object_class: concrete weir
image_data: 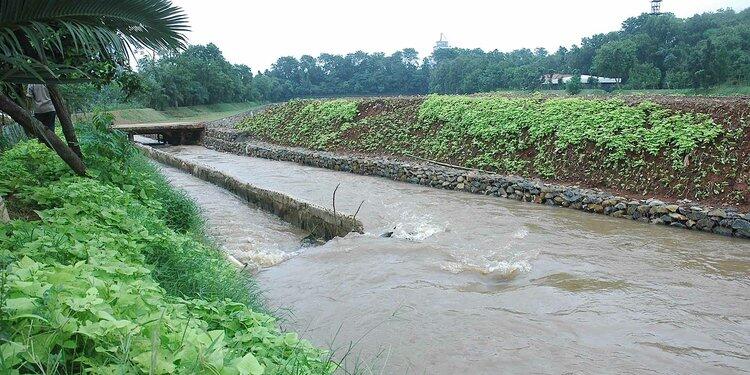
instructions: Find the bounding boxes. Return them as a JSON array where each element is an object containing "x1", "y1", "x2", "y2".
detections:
[{"x1": 135, "y1": 143, "x2": 363, "y2": 240}]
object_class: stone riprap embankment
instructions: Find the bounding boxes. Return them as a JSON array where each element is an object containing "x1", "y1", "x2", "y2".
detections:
[
  {"x1": 203, "y1": 126, "x2": 750, "y2": 239},
  {"x1": 136, "y1": 143, "x2": 363, "y2": 240}
]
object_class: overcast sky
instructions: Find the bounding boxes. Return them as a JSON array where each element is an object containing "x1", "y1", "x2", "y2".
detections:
[{"x1": 168, "y1": 0, "x2": 750, "y2": 72}]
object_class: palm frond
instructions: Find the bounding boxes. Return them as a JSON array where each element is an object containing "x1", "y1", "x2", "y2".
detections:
[{"x1": 0, "y1": 0, "x2": 189, "y2": 83}]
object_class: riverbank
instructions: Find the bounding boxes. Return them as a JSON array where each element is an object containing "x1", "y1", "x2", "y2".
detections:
[
  {"x1": 0, "y1": 117, "x2": 334, "y2": 373},
  {"x1": 204, "y1": 131, "x2": 750, "y2": 238},
  {"x1": 199, "y1": 94, "x2": 750, "y2": 239}
]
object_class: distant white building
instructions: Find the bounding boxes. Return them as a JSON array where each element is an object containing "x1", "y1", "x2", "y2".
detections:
[
  {"x1": 542, "y1": 73, "x2": 622, "y2": 87},
  {"x1": 434, "y1": 33, "x2": 450, "y2": 51}
]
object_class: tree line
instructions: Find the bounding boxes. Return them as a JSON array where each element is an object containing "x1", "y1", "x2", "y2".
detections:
[
  {"x1": 429, "y1": 7, "x2": 750, "y2": 93},
  {"x1": 72, "y1": 7, "x2": 750, "y2": 110}
]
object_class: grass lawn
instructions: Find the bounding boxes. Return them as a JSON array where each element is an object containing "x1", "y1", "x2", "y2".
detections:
[{"x1": 80, "y1": 102, "x2": 264, "y2": 125}]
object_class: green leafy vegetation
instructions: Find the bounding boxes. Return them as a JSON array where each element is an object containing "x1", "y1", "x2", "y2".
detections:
[
  {"x1": 236, "y1": 95, "x2": 748, "y2": 206},
  {"x1": 242, "y1": 99, "x2": 358, "y2": 150},
  {"x1": 0, "y1": 119, "x2": 333, "y2": 374},
  {"x1": 137, "y1": 44, "x2": 258, "y2": 110},
  {"x1": 419, "y1": 95, "x2": 722, "y2": 168}
]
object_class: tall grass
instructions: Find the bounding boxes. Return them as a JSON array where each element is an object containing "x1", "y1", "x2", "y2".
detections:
[{"x1": 93, "y1": 102, "x2": 263, "y2": 124}]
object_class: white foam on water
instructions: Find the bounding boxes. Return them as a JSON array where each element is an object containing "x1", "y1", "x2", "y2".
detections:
[
  {"x1": 232, "y1": 247, "x2": 303, "y2": 268},
  {"x1": 440, "y1": 259, "x2": 531, "y2": 280},
  {"x1": 513, "y1": 228, "x2": 529, "y2": 239},
  {"x1": 389, "y1": 211, "x2": 447, "y2": 241},
  {"x1": 227, "y1": 236, "x2": 305, "y2": 268},
  {"x1": 440, "y1": 226, "x2": 538, "y2": 279},
  {"x1": 393, "y1": 221, "x2": 445, "y2": 241}
]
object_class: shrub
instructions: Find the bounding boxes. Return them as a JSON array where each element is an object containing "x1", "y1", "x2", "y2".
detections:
[
  {"x1": 628, "y1": 63, "x2": 662, "y2": 89},
  {"x1": 0, "y1": 178, "x2": 332, "y2": 373},
  {"x1": 0, "y1": 123, "x2": 334, "y2": 373},
  {"x1": 0, "y1": 141, "x2": 69, "y2": 196},
  {"x1": 78, "y1": 112, "x2": 203, "y2": 234},
  {"x1": 235, "y1": 94, "x2": 745, "y2": 205},
  {"x1": 565, "y1": 75, "x2": 582, "y2": 95},
  {"x1": 240, "y1": 99, "x2": 357, "y2": 150}
]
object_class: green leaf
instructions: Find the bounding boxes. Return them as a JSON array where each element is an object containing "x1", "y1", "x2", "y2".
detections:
[
  {"x1": 234, "y1": 352, "x2": 265, "y2": 375},
  {"x1": 3, "y1": 297, "x2": 37, "y2": 313}
]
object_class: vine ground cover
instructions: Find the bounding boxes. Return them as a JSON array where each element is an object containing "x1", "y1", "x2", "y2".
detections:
[
  {"x1": 237, "y1": 95, "x2": 749, "y2": 208},
  {"x1": 0, "y1": 117, "x2": 334, "y2": 374}
]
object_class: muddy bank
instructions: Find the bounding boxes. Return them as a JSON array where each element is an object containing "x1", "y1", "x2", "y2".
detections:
[
  {"x1": 136, "y1": 143, "x2": 363, "y2": 240},
  {"x1": 203, "y1": 126, "x2": 750, "y2": 239}
]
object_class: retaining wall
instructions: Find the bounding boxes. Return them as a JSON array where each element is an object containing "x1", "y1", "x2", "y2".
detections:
[
  {"x1": 203, "y1": 127, "x2": 750, "y2": 239},
  {"x1": 136, "y1": 143, "x2": 364, "y2": 240}
]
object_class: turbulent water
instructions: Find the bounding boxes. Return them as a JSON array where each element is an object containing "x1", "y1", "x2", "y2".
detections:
[
  {"x1": 157, "y1": 164, "x2": 305, "y2": 267},
  {"x1": 157, "y1": 145, "x2": 750, "y2": 374}
]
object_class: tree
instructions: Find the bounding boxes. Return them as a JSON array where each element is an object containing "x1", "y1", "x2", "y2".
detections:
[
  {"x1": 119, "y1": 6, "x2": 750, "y2": 105},
  {"x1": 0, "y1": 0, "x2": 188, "y2": 175},
  {"x1": 566, "y1": 75, "x2": 582, "y2": 95},
  {"x1": 689, "y1": 39, "x2": 725, "y2": 88},
  {"x1": 592, "y1": 40, "x2": 637, "y2": 82},
  {"x1": 628, "y1": 63, "x2": 661, "y2": 89}
]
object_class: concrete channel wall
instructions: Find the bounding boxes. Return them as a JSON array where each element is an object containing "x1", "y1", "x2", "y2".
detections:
[
  {"x1": 203, "y1": 126, "x2": 750, "y2": 240},
  {"x1": 136, "y1": 143, "x2": 364, "y2": 240}
]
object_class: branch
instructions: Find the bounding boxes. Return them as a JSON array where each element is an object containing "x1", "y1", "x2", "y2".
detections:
[
  {"x1": 48, "y1": 84, "x2": 83, "y2": 158},
  {"x1": 353, "y1": 200, "x2": 365, "y2": 221},
  {"x1": 332, "y1": 183, "x2": 340, "y2": 217},
  {"x1": 0, "y1": 91, "x2": 86, "y2": 176}
]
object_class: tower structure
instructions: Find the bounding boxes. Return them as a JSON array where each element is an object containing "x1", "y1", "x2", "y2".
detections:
[
  {"x1": 434, "y1": 33, "x2": 450, "y2": 51},
  {"x1": 651, "y1": 0, "x2": 663, "y2": 15}
]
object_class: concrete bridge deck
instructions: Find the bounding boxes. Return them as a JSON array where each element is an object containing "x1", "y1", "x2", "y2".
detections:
[{"x1": 113, "y1": 122, "x2": 204, "y2": 145}]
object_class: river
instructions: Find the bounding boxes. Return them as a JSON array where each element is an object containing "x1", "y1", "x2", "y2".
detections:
[{"x1": 156, "y1": 145, "x2": 750, "y2": 374}]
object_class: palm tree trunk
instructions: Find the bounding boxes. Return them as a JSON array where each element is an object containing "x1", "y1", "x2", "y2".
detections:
[
  {"x1": 0, "y1": 196, "x2": 9, "y2": 223},
  {"x1": 47, "y1": 84, "x2": 84, "y2": 159},
  {"x1": 0, "y1": 91, "x2": 87, "y2": 176}
]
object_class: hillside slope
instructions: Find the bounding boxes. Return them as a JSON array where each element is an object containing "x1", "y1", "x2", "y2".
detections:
[{"x1": 235, "y1": 94, "x2": 750, "y2": 209}]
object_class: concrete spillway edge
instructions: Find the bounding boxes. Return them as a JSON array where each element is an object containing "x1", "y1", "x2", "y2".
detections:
[{"x1": 135, "y1": 143, "x2": 364, "y2": 241}]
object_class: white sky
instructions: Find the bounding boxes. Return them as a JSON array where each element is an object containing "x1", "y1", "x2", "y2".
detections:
[{"x1": 169, "y1": 0, "x2": 750, "y2": 72}]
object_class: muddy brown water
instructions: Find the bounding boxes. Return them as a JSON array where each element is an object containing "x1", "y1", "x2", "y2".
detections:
[{"x1": 156, "y1": 145, "x2": 750, "y2": 374}]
